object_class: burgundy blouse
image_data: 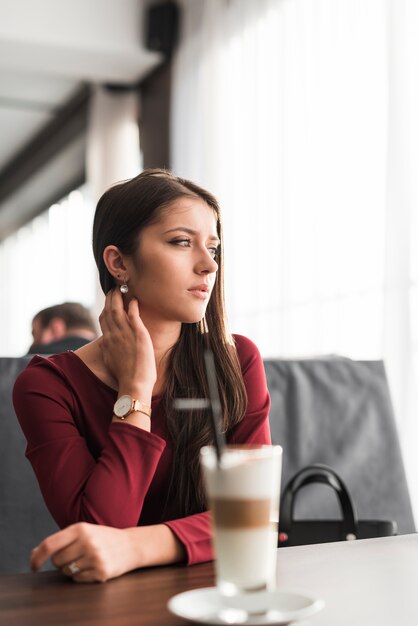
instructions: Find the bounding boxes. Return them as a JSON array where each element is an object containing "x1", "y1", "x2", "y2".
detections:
[{"x1": 13, "y1": 334, "x2": 271, "y2": 565}]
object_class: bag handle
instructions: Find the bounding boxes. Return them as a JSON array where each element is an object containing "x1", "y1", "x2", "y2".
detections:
[{"x1": 280, "y1": 464, "x2": 359, "y2": 540}]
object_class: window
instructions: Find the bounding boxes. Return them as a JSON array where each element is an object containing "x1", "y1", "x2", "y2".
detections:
[{"x1": 0, "y1": 185, "x2": 97, "y2": 355}]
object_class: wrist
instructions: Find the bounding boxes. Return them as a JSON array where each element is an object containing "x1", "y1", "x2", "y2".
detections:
[
  {"x1": 117, "y1": 382, "x2": 154, "y2": 404},
  {"x1": 126, "y1": 525, "x2": 186, "y2": 569},
  {"x1": 113, "y1": 394, "x2": 152, "y2": 431}
]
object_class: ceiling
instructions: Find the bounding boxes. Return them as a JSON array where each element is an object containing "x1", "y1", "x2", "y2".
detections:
[
  {"x1": 0, "y1": 0, "x2": 163, "y2": 240},
  {"x1": 0, "y1": 71, "x2": 78, "y2": 172}
]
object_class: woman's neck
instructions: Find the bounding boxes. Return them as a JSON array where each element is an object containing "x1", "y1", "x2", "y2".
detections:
[{"x1": 141, "y1": 316, "x2": 181, "y2": 395}]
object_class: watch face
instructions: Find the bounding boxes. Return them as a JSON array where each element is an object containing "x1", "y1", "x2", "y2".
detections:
[{"x1": 114, "y1": 395, "x2": 133, "y2": 417}]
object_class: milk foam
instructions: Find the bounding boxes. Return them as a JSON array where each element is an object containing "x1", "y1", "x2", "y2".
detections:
[{"x1": 201, "y1": 446, "x2": 282, "y2": 499}]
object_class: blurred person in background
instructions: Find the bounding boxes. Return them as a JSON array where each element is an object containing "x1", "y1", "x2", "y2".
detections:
[{"x1": 27, "y1": 302, "x2": 97, "y2": 355}]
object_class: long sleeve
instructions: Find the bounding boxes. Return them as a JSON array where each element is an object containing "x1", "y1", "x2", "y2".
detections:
[
  {"x1": 165, "y1": 334, "x2": 272, "y2": 564},
  {"x1": 13, "y1": 336, "x2": 272, "y2": 567},
  {"x1": 13, "y1": 357, "x2": 166, "y2": 529}
]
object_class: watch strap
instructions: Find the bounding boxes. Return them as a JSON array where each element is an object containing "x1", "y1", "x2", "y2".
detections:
[{"x1": 131, "y1": 399, "x2": 152, "y2": 418}]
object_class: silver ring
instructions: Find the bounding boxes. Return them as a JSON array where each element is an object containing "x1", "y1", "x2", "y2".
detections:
[{"x1": 68, "y1": 561, "x2": 81, "y2": 575}]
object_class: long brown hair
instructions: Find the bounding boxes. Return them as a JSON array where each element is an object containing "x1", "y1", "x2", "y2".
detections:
[{"x1": 93, "y1": 169, "x2": 247, "y2": 518}]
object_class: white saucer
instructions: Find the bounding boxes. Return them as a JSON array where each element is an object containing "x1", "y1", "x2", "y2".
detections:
[{"x1": 167, "y1": 587, "x2": 325, "y2": 625}]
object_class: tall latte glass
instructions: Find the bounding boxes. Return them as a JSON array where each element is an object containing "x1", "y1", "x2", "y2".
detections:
[{"x1": 200, "y1": 445, "x2": 282, "y2": 596}]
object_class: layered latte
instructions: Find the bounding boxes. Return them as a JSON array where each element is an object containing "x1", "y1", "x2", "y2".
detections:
[{"x1": 201, "y1": 445, "x2": 282, "y2": 595}]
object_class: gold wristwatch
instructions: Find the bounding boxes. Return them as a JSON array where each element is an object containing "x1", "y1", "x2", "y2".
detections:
[{"x1": 113, "y1": 395, "x2": 152, "y2": 419}]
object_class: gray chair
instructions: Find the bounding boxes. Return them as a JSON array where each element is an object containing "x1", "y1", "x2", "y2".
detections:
[
  {"x1": 265, "y1": 357, "x2": 415, "y2": 535},
  {"x1": 0, "y1": 357, "x2": 58, "y2": 574}
]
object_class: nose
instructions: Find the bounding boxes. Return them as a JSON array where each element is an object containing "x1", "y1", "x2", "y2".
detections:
[{"x1": 195, "y1": 248, "x2": 218, "y2": 275}]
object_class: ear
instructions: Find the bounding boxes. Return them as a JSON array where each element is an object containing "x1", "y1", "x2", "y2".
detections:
[
  {"x1": 44, "y1": 318, "x2": 67, "y2": 342},
  {"x1": 103, "y1": 245, "x2": 130, "y2": 284}
]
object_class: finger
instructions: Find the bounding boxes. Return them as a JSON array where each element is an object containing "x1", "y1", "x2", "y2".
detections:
[
  {"x1": 60, "y1": 555, "x2": 91, "y2": 578},
  {"x1": 71, "y1": 568, "x2": 106, "y2": 584},
  {"x1": 111, "y1": 287, "x2": 126, "y2": 311},
  {"x1": 104, "y1": 288, "x2": 113, "y2": 310},
  {"x1": 108, "y1": 288, "x2": 127, "y2": 328},
  {"x1": 101, "y1": 289, "x2": 125, "y2": 333},
  {"x1": 104, "y1": 289, "x2": 116, "y2": 318},
  {"x1": 51, "y1": 542, "x2": 86, "y2": 569},
  {"x1": 98, "y1": 308, "x2": 109, "y2": 335},
  {"x1": 31, "y1": 526, "x2": 80, "y2": 572},
  {"x1": 99, "y1": 291, "x2": 113, "y2": 334},
  {"x1": 127, "y1": 300, "x2": 151, "y2": 340},
  {"x1": 127, "y1": 297, "x2": 142, "y2": 327}
]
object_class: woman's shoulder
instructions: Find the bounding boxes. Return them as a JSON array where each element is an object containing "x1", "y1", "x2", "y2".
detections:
[
  {"x1": 14, "y1": 349, "x2": 115, "y2": 399},
  {"x1": 12, "y1": 353, "x2": 85, "y2": 423},
  {"x1": 231, "y1": 334, "x2": 263, "y2": 371},
  {"x1": 16, "y1": 351, "x2": 79, "y2": 379},
  {"x1": 13, "y1": 351, "x2": 91, "y2": 398}
]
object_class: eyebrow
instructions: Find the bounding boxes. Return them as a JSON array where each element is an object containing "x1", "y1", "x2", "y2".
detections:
[{"x1": 163, "y1": 227, "x2": 220, "y2": 242}]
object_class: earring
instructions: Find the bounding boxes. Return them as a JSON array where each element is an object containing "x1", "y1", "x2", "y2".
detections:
[{"x1": 120, "y1": 281, "x2": 129, "y2": 294}]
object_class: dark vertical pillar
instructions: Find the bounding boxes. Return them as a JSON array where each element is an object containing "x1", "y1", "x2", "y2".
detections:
[{"x1": 139, "y1": 62, "x2": 171, "y2": 170}]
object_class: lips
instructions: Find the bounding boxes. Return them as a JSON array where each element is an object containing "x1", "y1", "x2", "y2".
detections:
[
  {"x1": 187, "y1": 284, "x2": 210, "y2": 299},
  {"x1": 188, "y1": 284, "x2": 209, "y2": 293}
]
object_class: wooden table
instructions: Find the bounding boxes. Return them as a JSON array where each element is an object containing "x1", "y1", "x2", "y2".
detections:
[
  {"x1": 0, "y1": 558, "x2": 213, "y2": 626},
  {"x1": 1, "y1": 534, "x2": 418, "y2": 625}
]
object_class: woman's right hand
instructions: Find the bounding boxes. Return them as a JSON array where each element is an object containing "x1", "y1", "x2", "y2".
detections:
[
  {"x1": 31, "y1": 523, "x2": 137, "y2": 583},
  {"x1": 31, "y1": 521, "x2": 186, "y2": 583},
  {"x1": 99, "y1": 289, "x2": 157, "y2": 399}
]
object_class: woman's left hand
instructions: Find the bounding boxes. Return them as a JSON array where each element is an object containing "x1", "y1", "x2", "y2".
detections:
[
  {"x1": 99, "y1": 289, "x2": 157, "y2": 399},
  {"x1": 31, "y1": 522, "x2": 139, "y2": 583}
]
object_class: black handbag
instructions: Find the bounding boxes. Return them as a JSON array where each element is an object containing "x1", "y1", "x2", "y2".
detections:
[{"x1": 278, "y1": 464, "x2": 397, "y2": 547}]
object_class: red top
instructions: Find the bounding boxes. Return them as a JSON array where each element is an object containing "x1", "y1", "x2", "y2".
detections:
[{"x1": 13, "y1": 334, "x2": 271, "y2": 565}]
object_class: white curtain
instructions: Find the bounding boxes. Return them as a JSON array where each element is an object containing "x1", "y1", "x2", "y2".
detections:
[
  {"x1": 171, "y1": 0, "x2": 418, "y2": 517},
  {"x1": 384, "y1": 0, "x2": 418, "y2": 519},
  {"x1": 0, "y1": 186, "x2": 97, "y2": 355}
]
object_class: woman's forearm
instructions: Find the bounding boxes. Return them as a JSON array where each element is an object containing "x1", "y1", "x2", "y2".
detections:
[{"x1": 125, "y1": 524, "x2": 187, "y2": 568}]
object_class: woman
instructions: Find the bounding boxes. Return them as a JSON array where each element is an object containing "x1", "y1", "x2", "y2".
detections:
[{"x1": 13, "y1": 169, "x2": 271, "y2": 583}]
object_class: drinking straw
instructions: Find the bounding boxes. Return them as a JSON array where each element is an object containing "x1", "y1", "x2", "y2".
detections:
[
  {"x1": 172, "y1": 398, "x2": 210, "y2": 410},
  {"x1": 203, "y1": 349, "x2": 226, "y2": 464}
]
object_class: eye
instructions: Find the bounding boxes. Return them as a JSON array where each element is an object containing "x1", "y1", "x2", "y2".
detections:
[
  {"x1": 208, "y1": 245, "x2": 221, "y2": 258},
  {"x1": 169, "y1": 238, "x2": 191, "y2": 248}
]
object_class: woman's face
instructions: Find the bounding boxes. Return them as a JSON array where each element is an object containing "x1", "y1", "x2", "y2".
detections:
[{"x1": 125, "y1": 196, "x2": 220, "y2": 325}]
